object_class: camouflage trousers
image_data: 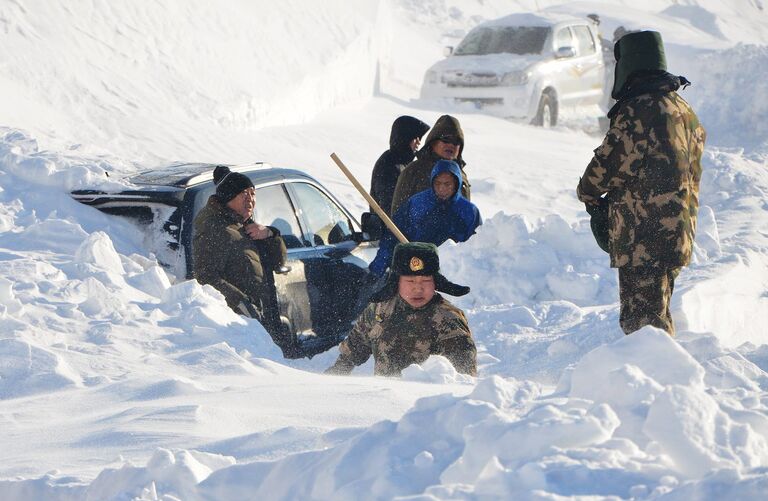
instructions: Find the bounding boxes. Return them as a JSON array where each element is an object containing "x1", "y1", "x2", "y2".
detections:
[{"x1": 618, "y1": 266, "x2": 680, "y2": 336}]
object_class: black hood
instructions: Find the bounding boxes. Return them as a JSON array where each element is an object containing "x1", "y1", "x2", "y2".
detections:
[
  {"x1": 390, "y1": 116, "x2": 430, "y2": 154},
  {"x1": 418, "y1": 115, "x2": 466, "y2": 167}
]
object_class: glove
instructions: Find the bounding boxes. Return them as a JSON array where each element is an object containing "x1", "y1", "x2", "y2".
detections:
[
  {"x1": 355, "y1": 272, "x2": 387, "y2": 298},
  {"x1": 585, "y1": 198, "x2": 610, "y2": 254}
]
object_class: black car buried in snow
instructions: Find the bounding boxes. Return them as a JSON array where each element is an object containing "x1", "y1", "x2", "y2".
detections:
[{"x1": 71, "y1": 162, "x2": 380, "y2": 357}]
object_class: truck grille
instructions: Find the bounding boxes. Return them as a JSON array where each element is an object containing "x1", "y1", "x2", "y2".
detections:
[
  {"x1": 445, "y1": 72, "x2": 500, "y2": 87},
  {"x1": 455, "y1": 97, "x2": 504, "y2": 106}
]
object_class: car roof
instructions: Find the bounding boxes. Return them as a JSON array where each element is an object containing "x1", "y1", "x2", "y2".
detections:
[
  {"x1": 128, "y1": 162, "x2": 314, "y2": 189},
  {"x1": 478, "y1": 12, "x2": 589, "y2": 29}
]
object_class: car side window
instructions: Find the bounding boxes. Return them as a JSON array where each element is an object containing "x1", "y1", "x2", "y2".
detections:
[
  {"x1": 289, "y1": 182, "x2": 354, "y2": 246},
  {"x1": 252, "y1": 184, "x2": 306, "y2": 249},
  {"x1": 193, "y1": 185, "x2": 216, "y2": 223},
  {"x1": 554, "y1": 27, "x2": 573, "y2": 49},
  {"x1": 572, "y1": 26, "x2": 596, "y2": 56}
]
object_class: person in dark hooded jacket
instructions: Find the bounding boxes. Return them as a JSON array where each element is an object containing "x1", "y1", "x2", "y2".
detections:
[
  {"x1": 390, "y1": 115, "x2": 470, "y2": 214},
  {"x1": 370, "y1": 116, "x2": 430, "y2": 217},
  {"x1": 369, "y1": 159, "x2": 482, "y2": 276}
]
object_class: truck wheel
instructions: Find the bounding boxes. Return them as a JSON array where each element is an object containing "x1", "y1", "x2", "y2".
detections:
[{"x1": 532, "y1": 92, "x2": 557, "y2": 127}]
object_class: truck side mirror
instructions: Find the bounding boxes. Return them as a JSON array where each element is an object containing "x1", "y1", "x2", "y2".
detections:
[
  {"x1": 555, "y1": 46, "x2": 576, "y2": 59},
  {"x1": 444, "y1": 46, "x2": 454, "y2": 57}
]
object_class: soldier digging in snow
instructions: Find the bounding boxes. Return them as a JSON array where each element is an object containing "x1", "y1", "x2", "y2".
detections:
[
  {"x1": 326, "y1": 242, "x2": 477, "y2": 377},
  {"x1": 577, "y1": 31, "x2": 706, "y2": 336}
]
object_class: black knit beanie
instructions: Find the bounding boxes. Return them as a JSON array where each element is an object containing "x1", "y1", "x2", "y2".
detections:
[{"x1": 213, "y1": 165, "x2": 254, "y2": 204}]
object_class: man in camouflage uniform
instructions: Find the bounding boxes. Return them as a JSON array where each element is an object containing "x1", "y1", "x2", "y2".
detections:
[
  {"x1": 326, "y1": 242, "x2": 477, "y2": 376},
  {"x1": 577, "y1": 31, "x2": 706, "y2": 336}
]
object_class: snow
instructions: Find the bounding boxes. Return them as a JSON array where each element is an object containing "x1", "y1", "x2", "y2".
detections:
[{"x1": 0, "y1": 0, "x2": 767, "y2": 500}]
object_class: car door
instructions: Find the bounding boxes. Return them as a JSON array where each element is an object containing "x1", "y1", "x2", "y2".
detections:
[
  {"x1": 551, "y1": 26, "x2": 579, "y2": 102},
  {"x1": 285, "y1": 180, "x2": 374, "y2": 345},
  {"x1": 570, "y1": 24, "x2": 603, "y2": 103},
  {"x1": 250, "y1": 182, "x2": 315, "y2": 336}
]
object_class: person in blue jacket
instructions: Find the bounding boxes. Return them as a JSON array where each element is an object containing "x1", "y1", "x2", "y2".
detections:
[{"x1": 369, "y1": 159, "x2": 482, "y2": 277}]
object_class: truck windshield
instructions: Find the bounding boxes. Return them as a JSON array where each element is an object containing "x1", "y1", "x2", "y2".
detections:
[{"x1": 455, "y1": 26, "x2": 550, "y2": 56}]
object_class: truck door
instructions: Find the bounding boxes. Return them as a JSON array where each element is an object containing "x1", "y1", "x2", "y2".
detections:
[
  {"x1": 552, "y1": 26, "x2": 579, "y2": 103},
  {"x1": 571, "y1": 24, "x2": 603, "y2": 103}
]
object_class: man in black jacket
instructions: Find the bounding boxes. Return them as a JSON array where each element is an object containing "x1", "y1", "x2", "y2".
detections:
[
  {"x1": 193, "y1": 166, "x2": 295, "y2": 355},
  {"x1": 369, "y1": 115, "x2": 430, "y2": 217}
]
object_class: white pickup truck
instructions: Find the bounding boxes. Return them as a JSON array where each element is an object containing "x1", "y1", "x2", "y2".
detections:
[{"x1": 420, "y1": 13, "x2": 605, "y2": 127}]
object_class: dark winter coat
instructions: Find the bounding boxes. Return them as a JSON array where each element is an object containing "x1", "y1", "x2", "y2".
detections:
[
  {"x1": 390, "y1": 115, "x2": 471, "y2": 214},
  {"x1": 370, "y1": 116, "x2": 430, "y2": 217},
  {"x1": 370, "y1": 160, "x2": 482, "y2": 276},
  {"x1": 326, "y1": 293, "x2": 477, "y2": 377},
  {"x1": 192, "y1": 195, "x2": 286, "y2": 309}
]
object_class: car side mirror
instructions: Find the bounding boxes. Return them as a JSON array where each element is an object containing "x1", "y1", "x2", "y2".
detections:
[
  {"x1": 444, "y1": 46, "x2": 454, "y2": 57},
  {"x1": 555, "y1": 46, "x2": 576, "y2": 59},
  {"x1": 361, "y1": 212, "x2": 383, "y2": 241}
]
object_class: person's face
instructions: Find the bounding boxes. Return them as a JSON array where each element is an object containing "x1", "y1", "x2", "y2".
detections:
[
  {"x1": 432, "y1": 136, "x2": 460, "y2": 160},
  {"x1": 398, "y1": 275, "x2": 436, "y2": 308},
  {"x1": 226, "y1": 187, "x2": 256, "y2": 220},
  {"x1": 409, "y1": 136, "x2": 422, "y2": 152},
  {"x1": 433, "y1": 171, "x2": 458, "y2": 201}
]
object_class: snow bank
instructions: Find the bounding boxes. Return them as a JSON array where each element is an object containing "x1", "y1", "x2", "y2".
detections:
[
  {"x1": 401, "y1": 355, "x2": 475, "y2": 384},
  {"x1": 685, "y1": 44, "x2": 768, "y2": 150},
  {"x1": 86, "y1": 449, "x2": 235, "y2": 501},
  {"x1": 9, "y1": 328, "x2": 763, "y2": 500},
  {"x1": 1, "y1": 1, "x2": 767, "y2": 498},
  {"x1": 0, "y1": 1, "x2": 394, "y2": 161},
  {"x1": 0, "y1": 449, "x2": 236, "y2": 501},
  {"x1": 0, "y1": 128, "x2": 129, "y2": 191},
  {"x1": 441, "y1": 212, "x2": 615, "y2": 308},
  {"x1": 672, "y1": 149, "x2": 768, "y2": 347},
  {"x1": 676, "y1": 251, "x2": 768, "y2": 347},
  {"x1": 198, "y1": 329, "x2": 768, "y2": 499},
  {"x1": 0, "y1": 339, "x2": 81, "y2": 399}
]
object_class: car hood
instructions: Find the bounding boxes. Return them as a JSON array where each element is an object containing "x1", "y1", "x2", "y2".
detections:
[{"x1": 428, "y1": 53, "x2": 542, "y2": 76}]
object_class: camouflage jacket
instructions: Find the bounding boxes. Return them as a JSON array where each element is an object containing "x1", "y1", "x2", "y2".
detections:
[
  {"x1": 327, "y1": 294, "x2": 477, "y2": 377},
  {"x1": 577, "y1": 84, "x2": 706, "y2": 268}
]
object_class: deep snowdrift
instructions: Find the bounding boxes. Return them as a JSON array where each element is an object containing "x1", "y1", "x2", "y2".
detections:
[{"x1": 1, "y1": 1, "x2": 767, "y2": 500}]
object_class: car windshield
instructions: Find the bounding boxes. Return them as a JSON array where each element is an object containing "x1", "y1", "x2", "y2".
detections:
[{"x1": 454, "y1": 26, "x2": 550, "y2": 56}]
